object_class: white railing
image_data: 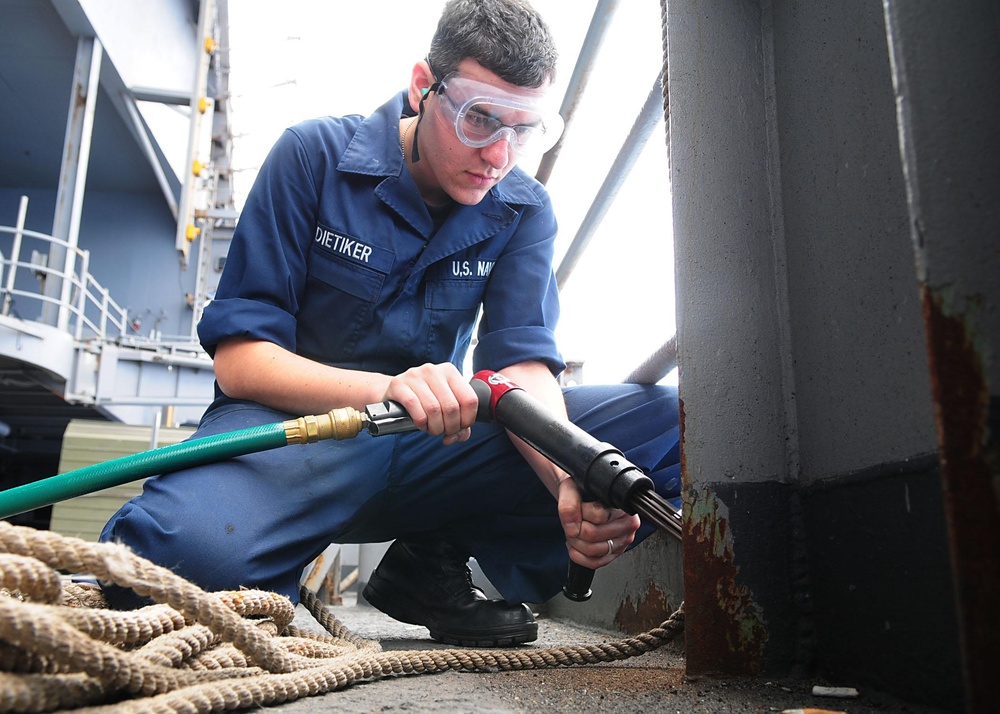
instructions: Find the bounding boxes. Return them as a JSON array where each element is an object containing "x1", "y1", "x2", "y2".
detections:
[
  {"x1": 0, "y1": 196, "x2": 207, "y2": 359},
  {"x1": 0, "y1": 197, "x2": 215, "y2": 424},
  {"x1": 1, "y1": 196, "x2": 129, "y2": 342}
]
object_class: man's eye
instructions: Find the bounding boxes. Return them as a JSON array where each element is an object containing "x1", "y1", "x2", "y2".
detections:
[
  {"x1": 466, "y1": 113, "x2": 499, "y2": 132},
  {"x1": 513, "y1": 125, "x2": 538, "y2": 140}
]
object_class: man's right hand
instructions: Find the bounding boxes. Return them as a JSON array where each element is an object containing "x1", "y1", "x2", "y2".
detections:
[
  {"x1": 382, "y1": 363, "x2": 480, "y2": 445},
  {"x1": 214, "y1": 339, "x2": 474, "y2": 438}
]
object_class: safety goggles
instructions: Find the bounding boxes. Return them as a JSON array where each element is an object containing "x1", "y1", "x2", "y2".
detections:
[{"x1": 433, "y1": 73, "x2": 564, "y2": 154}]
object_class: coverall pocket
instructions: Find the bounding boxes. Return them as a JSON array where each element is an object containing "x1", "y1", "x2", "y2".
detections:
[
  {"x1": 423, "y1": 279, "x2": 485, "y2": 363},
  {"x1": 302, "y1": 249, "x2": 387, "y2": 359}
]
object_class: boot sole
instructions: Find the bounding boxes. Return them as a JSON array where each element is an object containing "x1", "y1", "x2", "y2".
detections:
[{"x1": 363, "y1": 575, "x2": 538, "y2": 648}]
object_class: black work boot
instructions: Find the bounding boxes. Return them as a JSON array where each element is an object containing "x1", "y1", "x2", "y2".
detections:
[{"x1": 362, "y1": 539, "x2": 538, "y2": 647}]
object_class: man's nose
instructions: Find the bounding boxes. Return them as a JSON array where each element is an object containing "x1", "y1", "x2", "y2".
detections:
[{"x1": 481, "y1": 131, "x2": 516, "y2": 169}]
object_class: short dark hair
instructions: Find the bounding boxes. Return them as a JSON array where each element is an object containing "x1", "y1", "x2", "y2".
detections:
[{"x1": 427, "y1": 0, "x2": 558, "y2": 88}]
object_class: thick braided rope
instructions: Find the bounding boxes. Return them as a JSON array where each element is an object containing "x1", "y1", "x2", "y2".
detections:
[
  {"x1": 0, "y1": 523, "x2": 308, "y2": 675},
  {"x1": 0, "y1": 522, "x2": 684, "y2": 713}
]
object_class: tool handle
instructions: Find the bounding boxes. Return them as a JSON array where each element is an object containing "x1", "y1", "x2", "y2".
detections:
[
  {"x1": 368, "y1": 372, "x2": 657, "y2": 603},
  {"x1": 564, "y1": 491, "x2": 600, "y2": 602},
  {"x1": 473, "y1": 371, "x2": 640, "y2": 602},
  {"x1": 470, "y1": 371, "x2": 653, "y2": 509},
  {"x1": 365, "y1": 401, "x2": 417, "y2": 435},
  {"x1": 564, "y1": 562, "x2": 595, "y2": 601}
]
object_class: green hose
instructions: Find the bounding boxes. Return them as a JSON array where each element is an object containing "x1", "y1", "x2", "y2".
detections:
[{"x1": 0, "y1": 422, "x2": 291, "y2": 520}]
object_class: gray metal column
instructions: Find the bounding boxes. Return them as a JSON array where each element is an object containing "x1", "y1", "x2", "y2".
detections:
[
  {"x1": 45, "y1": 35, "x2": 103, "y2": 330},
  {"x1": 884, "y1": 1, "x2": 1000, "y2": 710},
  {"x1": 667, "y1": 0, "x2": 795, "y2": 677},
  {"x1": 666, "y1": 0, "x2": 958, "y2": 703}
]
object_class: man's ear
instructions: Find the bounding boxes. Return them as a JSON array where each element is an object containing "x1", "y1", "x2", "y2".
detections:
[{"x1": 407, "y1": 60, "x2": 435, "y2": 113}]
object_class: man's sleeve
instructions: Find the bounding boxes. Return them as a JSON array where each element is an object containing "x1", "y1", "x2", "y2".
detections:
[
  {"x1": 473, "y1": 192, "x2": 566, "y2": 376},
  {"x1": 197, "y1": 128, "x2": 319, "y2": 357}
]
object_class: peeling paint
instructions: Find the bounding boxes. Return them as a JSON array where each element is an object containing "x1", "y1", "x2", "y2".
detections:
[
  {"x1": 683, "y1": 487, "x2": 768, "y2": 675},
  {"x1": 615, "y1": 581, "x2": 674, "y2": 634}
]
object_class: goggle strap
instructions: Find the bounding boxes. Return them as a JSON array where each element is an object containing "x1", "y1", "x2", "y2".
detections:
[{"x1": 410, "y1": 81, "x2": 441, "y2": 164}]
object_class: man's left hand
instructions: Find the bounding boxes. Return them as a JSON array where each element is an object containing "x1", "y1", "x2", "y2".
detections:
[{"x1": 557, "y1": 478, "x2": 640, "y2": 568}]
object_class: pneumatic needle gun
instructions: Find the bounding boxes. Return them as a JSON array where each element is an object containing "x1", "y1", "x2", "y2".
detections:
[{"x1": 362, "y1": 370, "x2": 682, "y2": 600}]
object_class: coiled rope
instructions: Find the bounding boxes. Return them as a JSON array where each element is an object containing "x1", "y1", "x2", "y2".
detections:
[{"x1": 0, "y1": 522, "x2": 684, "y2": 713}]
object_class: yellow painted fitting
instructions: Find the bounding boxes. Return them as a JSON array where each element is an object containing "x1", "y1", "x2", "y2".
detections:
[
  {"x1": 198, "y1": 96, "x2": 210, "y2": 114},
  {"x1": 185, "y1": 224, "x2": 201, "y2": 242},
  {"x1": 192, "y1": 160, "x2": 204, "y2": 176},
  {"x1": 283, "y1": 407, "x2": 366, "y2": 445},
  {"x1": 204, "y1": 37, "x2": 218, "y2": 54}
]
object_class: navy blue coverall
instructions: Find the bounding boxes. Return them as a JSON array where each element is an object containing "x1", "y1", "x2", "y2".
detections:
[{"x1": 100, "y1": 91, "x2": 681, "y2": 606}]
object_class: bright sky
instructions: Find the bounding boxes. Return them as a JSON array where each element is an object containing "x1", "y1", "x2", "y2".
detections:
[{"x1": 227, "y1": 0, "x2": 675, "y2": 385}]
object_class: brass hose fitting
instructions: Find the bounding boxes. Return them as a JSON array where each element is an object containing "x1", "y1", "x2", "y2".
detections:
[{"x1": 283, "y1": 406, "x2": 368, "y2": 445}]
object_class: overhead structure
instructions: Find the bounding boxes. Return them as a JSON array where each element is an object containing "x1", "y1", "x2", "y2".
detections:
[{"x1": 0, "y1": 0, "x2": 234, "y2": 526}]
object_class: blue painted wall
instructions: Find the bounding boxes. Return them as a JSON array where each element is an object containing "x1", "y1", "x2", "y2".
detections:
[{"x1": 0, "y1": 188, "x2": 196, "y2": 340}]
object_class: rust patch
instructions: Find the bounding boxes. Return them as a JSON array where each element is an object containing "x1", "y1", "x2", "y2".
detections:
[
  {"x1": 923, "y1": 287, "x2": 992, "y2": 473},
  {"x1": 683, "y1": 487, "x2": 767, "y2": 676},
  {"x1": 614, "y1": 581, "x2": 674, "y2": 634},
  {"x1": 921, "y1": 286, "x2": 1000, "y2": 708}
]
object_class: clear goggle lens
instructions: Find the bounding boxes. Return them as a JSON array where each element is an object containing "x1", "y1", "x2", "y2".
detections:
[{"x1": 436, "y1": 73, "x2": 564, "y2": 154}]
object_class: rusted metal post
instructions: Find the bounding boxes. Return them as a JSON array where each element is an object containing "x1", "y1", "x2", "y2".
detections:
[{"x1": 884, "y1": 2, "x2": 1000, "y2": 711}]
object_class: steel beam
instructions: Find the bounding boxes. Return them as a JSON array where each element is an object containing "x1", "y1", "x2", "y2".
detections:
[
  {"x1": 121, "y1": 94, "x2": 180, "y2": 220},
  {"x1": 45, "y1": 35, "x2": 102, "y2": 331},
  {"x1": 535, "y1": 0, "x2": 621, "y2": 185},
  {"x1": 555, "y1": 75, "x2": 665, "y2": 289}
]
